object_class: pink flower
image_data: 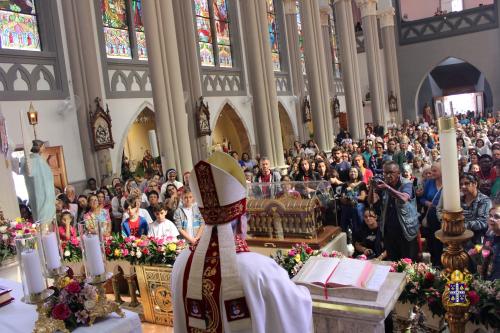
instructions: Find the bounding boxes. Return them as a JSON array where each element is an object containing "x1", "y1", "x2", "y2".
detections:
[
  {"x1": 124, "y1": 237, "x2": 131, "y2": 243},
  {"x1": 481, "y1": 249, "x2": 491, "y2": 258},
  {"x1": 52, "y1": 303, "x2": 71, "y2": 320},
  {"x1": 288, "y1": 249, "x2": 296, "y2": 256},
  {"x1": 357, "y1": 254, "x2": 367, "y2": 260},
  {"x1": 24, "y1": 228, "x2": 31, "y2": 234},
  {"x1": 402, "y1": 258, "x2": 413, "y2": 265},
  {"x1": 321, "y1": 252, "x2": 329, "y2": 257},
  {"x1": 122, "y1": 249, "x2": 129, "y2": 256},
  {"x1": 156, "y1": 238, "x2": 165, "y2": 246},
  {"x1": 70, "y1": 237, "x2": 79, "y2": 246},
  {"x1": 15, "y1": 224, "x2": 23, "y2": 230}
]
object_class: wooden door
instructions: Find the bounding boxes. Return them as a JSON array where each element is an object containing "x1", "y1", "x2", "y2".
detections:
[
  {"x1": 42, "y1": 146, "x2": 68, "y2": 192},
  {"x1": 339, "y1": 113, "x2": 348, "y2": 131}
]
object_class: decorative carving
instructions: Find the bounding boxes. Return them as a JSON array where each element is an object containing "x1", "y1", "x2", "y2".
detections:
[
  {"x1": 332, "y1": 95, "x2": 340, "y2": 118},
  {"x1": 202, "y1": 73, "x2": 243, "y2": 95},
  {"x1": 303, "y1": 96, "x2": 312, "y2": 123},
  {"x1": 388, "y1": 92, "x2": 398, "y2": 113},
  {"x1": 196, "y1": 97, "x2": 211, "y2": 137},
  {"x1": 89, "y1": 97, "x2": 115, "y2": 151}
]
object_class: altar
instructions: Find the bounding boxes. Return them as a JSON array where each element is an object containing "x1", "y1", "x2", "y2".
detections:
[
  {"x1": 0, "y1": 278, "x2": 142, "y2": 333},
  {"x1": 311, "y1": 272, "x2": 406, "y2": 333}
]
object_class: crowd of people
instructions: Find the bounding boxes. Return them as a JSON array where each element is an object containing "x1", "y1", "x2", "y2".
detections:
[{"x1": 17, "y1": 112, "x2": 500, "y2": 281}]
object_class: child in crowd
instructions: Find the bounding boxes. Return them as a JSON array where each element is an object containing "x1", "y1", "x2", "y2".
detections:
[
  {"x1": 174, "y1": 188, "x2": 205, "y2": 244},
  {"x1": 353, "y1": 208, "x2": 385, "y2": 260},
  {"x1": 122, "y1": 198, "x2": 149, "y2": 237},
  {"x1": 148, "y1": 204, "x2": 179, "y2": 239},
  {"x1": 58, "y1": 211, "x2": 76, "y2": 241}
]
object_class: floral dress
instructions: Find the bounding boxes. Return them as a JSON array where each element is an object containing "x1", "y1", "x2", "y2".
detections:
[{"x1": 83, "y1": 209, "x2": 111, "y2": 235}]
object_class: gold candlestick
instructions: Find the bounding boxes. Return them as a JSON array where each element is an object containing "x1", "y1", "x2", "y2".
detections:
[
  {"x1": 436, "y1": 211, "x2": 474, "y2": 333},
  {"x1": 87, "y1": 272, "x2": 125, "y2": 325}
]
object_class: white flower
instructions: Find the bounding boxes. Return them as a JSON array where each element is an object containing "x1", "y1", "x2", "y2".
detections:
[
  {"x1": 136, "y1": 250, "x2": 142, "y2": 258},
  {"x1": 130, "y1": 251, "x2": 135, "y2": 257},
  {"x1": 84, "y1": 300, "x2": 96, "y2": 310},
  {"x1": 2, "y1": 234, "x2": 8, "y2": 241},
  {"x1": 64, "y1": 250, "x2": 71, "y2": 257},
  {"x1": 0, "y1": 226, "x2": 7, "y2": 233}
]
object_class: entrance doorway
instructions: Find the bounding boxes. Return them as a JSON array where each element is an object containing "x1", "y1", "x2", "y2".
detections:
[{"x1": 211, "y1": 103, "x2": 251, "y2": 156}]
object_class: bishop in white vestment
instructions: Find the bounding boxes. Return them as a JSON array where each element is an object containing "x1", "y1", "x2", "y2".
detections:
[{"x1": 172, "y1": 152, "x2": 312, "y2": 333}]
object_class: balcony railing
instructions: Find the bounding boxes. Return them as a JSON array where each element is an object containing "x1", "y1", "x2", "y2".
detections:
[{"x1": 396, "y1": 0, "x2": 498, "y2": 45}]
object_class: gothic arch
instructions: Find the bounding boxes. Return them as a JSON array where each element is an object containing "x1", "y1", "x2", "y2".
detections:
[
  {"x1": 414, "y1": 56, "x2": 493, "y2": 119},
  {"x1": 212, "y1": 103, "x2": 251, "y2": 156}
]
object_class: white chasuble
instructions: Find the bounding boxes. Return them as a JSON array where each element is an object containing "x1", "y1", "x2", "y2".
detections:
[{"x1": 172, "y1": 249, "x2": 313, "y2": 333}]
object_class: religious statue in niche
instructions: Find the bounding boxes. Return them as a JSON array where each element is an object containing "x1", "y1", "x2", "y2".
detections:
[
  {"x1": 303, "y1": 97, "x2": 312, "y2": 123},
  {"x1": 196, "y1": 97, "x2": 211, "y2": 137},
  {"x1": 332, "y1": 95, "x2": 340, "y2": 118},
  {"x1": 89, "y1": 97, "x2": 115, "y2": 151},
  {"x1": 388, "y1": 92, "x2": 398, "y2": 113}
]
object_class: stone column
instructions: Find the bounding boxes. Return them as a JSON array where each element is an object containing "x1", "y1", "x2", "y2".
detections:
[
  {"x1": 143, "y1": 0, "x2": 193, "y2": 173},
  {"x1": 61, "y1": 0, "x2": 106, "y2": 182},
  {"x1": 378, "y1": 6, "x2": 403, "y2": 124},
  {"x1": 332, "y1": 0, "x2": 365, "y2": 140},
  {"x1": 239, "y1": 0, "x2": 285, "y2": 167},
  {"x1": 0, "y1": 154, "x2": 20, "y2": 220},
  {"x1": 356, "y1": 0, "x2": 387, "y2": 127},
  {"x1": 283, "y1": 0, "x2": 308, "y2": 142},
  {"x1": 172, "y1": 0, "x2": 209, "y2": 162},
  {"x1": 300, "y1": 0, "x2": 335, "y2": 150}
]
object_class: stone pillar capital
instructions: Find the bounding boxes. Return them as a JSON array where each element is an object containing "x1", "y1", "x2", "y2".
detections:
[
  {"x1": 283, "y1": 0, "x2": 297, "y2": 15},
  {"x1": 377, "y1": 7, "x2": 395, "y2": 28},
  {"x1": 332, "y1": 0, "x2": 350, "y2": 6},
  {"x1": 355, "y1": 0, "x2": 378, "y2": 17}
]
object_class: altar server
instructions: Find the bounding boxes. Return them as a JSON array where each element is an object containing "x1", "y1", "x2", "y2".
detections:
[{"x1": 172, "y1": 152, "x2": 312, "y2": 333}]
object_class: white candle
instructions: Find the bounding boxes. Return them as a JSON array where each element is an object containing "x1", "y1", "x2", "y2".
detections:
[
  {"x1": 41, "y1": 232, "x2": 61, "y2": 270},
  {"x1": 83, "y1": 234, "x2": 105, "y2": 276},
  {"x1": 148, "y1": 130, "x2": 159, "y2": 158},
  {"x1": 439, "y1": 118, "x2": 461, "y2": 212},
  {"x1": 21, "y1": 249, "x2": 45, "y2": 295}
]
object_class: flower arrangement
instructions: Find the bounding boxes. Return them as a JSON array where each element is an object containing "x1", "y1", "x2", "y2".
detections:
[
  {"x1": 104, "y1": 234, "x2": 186, "y2": 266},
  {"x1": 46, "y1": 278, "x2": 98, "y2": 331},
  {"x1": 0, "y1": 217, "x2": 37, "y2": 264},
  {"x1": 390, "y1": 258, "x2": 446, "y2": 317},
  {"x1": 468, "y1": 243, "x2": 494, "y2": 280},
  {"x1": 61, "y1": 237, "x2": 82, "y2": 263},
  {"x1": 468, "y1": 279, "x2": 500, "y2": 329}
]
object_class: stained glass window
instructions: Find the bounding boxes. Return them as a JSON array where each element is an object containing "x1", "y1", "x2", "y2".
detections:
[
  {"x1": 194, "y1": 0, "x2": 233, "y2": 68},
  {"x1": 296, "y1": 1, "x2": 306, "y2": 75},
  {"x1": 267, "y1": 0, "x2": 281, "y2": 71},
  {"x1": 329, "y1": 13, "x2": 341, "y2": 78},
  {"x1": 101, "y1": 0, "x2": 132, "y2": 59},
  {"x1": 0, "y1": 0, "x2": 40, "y2": 51},
  {"x1": 132, "y1": 0, "x2": 147, "y2": 60}
]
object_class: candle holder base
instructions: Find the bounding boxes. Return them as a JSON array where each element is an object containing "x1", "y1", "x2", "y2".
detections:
[
  {"x1": 47, "y1": 266, "x2": 69, "y2": 290},
  {"x1": 22, "y1": 289, "x2": 69, "y2": 333},
  {"x1": 86, "y1": 273, "x2": 125, "y2": 325}
]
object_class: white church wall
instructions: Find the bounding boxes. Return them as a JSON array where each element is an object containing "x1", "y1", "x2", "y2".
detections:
[{"x1": 1, "y1": 100, "x2": 86, "y2": 184}]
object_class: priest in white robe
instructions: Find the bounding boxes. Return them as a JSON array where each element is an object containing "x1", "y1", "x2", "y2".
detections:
[{"x1": 172, "y1": 152, "x2": 312, "y2": 333}]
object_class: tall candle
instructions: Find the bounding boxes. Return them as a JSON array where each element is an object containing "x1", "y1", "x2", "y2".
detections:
[
  {"x1": 41, "y1": 232, "x2": 61, "y2": 270},
  {"x1": 83, "y1": 234, "x2": 105, "y2": 276},
  {"x1": 438, "y1": 117, "x2": 461, "y2": 212},
  {"x1": 21, "y1": 249, "x2": 45, "y2": 295}
]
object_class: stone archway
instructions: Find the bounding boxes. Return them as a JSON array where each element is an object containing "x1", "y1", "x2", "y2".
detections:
[
  {"x1": 278, "y1": 103, "x2": 296, "y2": 150},
  {"x1": 212, "y1": 103, "x2": 251, "y2": 155}
]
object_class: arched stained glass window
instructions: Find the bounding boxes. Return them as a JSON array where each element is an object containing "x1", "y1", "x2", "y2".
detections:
[
  {"x1": 329, "y1": 13, "x2": 341, "y2": 78},
  {"x1": 0, "y1": 0, "x2": 40, "y2": 51},
  {"x1": 194, "y1": 0, "x2": 233, "y2": 68},
  {"x1": 132, "y1": 0, "x2": 147, "y2": 60},
  {"x1": 296, "y1": 1, "x2": 306, "y2": 75},
  {"x1": 267, "y1": 0, "x2": 280, "y2": 72},
  {"x1": 101, "y1": 0, "x2": 132, "y2": 59}
]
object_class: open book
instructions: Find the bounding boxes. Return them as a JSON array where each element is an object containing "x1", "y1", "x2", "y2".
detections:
[{"x1": 293, "y1": 257, "x2": 391, "y2": 301}]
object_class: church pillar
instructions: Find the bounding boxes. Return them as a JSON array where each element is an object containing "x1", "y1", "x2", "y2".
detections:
[
  {"x1": 239, "y1": 0, "x2": 285, "y2": 167},
  {"x1": 283, "y1": 0, "x2": 307, "y2": 143},
  {"x1": 172, "y1": 0, "x2": 209, "y2": 162},
  {"x1": 0, "y1": 154, "x2": 20, "y2": 220},
  {"x1": 300, "y1": 0, "x2": 335, "y2": 150},
  {"x1": 60, "y1": 0, "x2": 105, "y2": 183},
  {"x1": 378, "y1": 6, "x2": 403, "y2": 124},
  {"x1": 333, "y1": 0, "x2": 365, "y2": 140},
  {"x1": 143, "y1": 0, "x2": 193, "y2": 173},
  {"x1": 356, "y1": 0, "x2": 388, "y2": 127}
]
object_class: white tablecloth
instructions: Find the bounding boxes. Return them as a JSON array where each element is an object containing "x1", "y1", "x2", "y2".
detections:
[{"x1": 0, "y1": 278, "x2": 142, "y2": 333}]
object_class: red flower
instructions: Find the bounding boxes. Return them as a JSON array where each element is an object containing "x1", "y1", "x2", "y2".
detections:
[
  {"x1": 305, "y1": 247, "x2": 313, "y2": 255},
  {"x1": 51, "y1": 303, "x2": 71, "y2": 320},
  {"x1": 468, "y1": 290, "x2": 480, "y2": 305},
  {"x1": 424, "y1": 272, "x2": 435, "y2": 283},
  {"x1": 105, "y1": 248, "x2": 111, "y2": 255},
  {"x1": 65, "y1": 281, "x2": 81, "y2": 294},
  {"x1": 402, "y1": 258, "x2": 413, "y2": 265},
  {"x1": 142, "y1": 248, "x2": 149, "y2": 255}
]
